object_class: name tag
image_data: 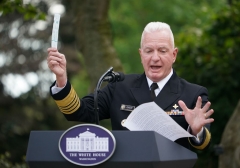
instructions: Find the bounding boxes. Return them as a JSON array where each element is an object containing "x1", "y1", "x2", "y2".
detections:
[{"x1": 120, "y1": 104, "x2": 135, "y2": 112}]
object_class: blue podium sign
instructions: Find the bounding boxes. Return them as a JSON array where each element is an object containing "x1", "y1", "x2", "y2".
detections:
[{"x1": 59, "y1": 124, "x2": 116, "y2": 166}]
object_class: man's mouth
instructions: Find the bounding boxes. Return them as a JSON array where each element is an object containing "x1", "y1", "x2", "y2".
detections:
[{"x1": 150, "y1": 66, "x2": 161, "y2": 70}]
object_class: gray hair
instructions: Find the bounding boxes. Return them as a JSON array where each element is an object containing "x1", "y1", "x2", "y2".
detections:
[{"x1": 140, "y1": 22, "x2": 175, "y2": 48}]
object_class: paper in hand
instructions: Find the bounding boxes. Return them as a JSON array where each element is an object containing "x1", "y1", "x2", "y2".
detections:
[
  {"x1": 51, "y1": 14, "x2": 61, "y2": 49},
  {"x1": 122, "y1": 102, "x2": 193, "y2": 141}
]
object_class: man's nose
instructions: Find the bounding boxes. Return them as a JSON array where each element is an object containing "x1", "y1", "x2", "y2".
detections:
[{"x1": 152, "y1": 51, "x2": 160, "y2": 61}]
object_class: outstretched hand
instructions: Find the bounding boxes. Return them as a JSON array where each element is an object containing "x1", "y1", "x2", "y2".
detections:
[
  {"x1": 47, "y1": 48, "x2": 67, "y2": 87},
  {"x1": 178, "y1": 96, "x2": 214, "y2": 136}
]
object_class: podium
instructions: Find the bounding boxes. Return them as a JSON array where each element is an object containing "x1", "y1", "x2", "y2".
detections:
[{"x1": 26, "y1": 131, "x2": 197, "y2": 168}]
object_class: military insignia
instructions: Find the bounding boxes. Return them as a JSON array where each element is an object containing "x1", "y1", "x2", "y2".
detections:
[
  {"x1": 166, "y1": 104, "x2": 184, "y2": 115},
  {"x1": 173, "y1": 104, "x2": 179, "y2": 109},
  {"x1": 120, "y1": 104, "x2": 135, "y2": 112},
  {"x1": 166, "y1": 110, "x2": 184, "y2": 115}
]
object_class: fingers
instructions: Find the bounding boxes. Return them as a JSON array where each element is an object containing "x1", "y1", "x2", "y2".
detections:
[
  {"x1": 47, "y1": 60, "x2": 59, "y2": 68},
  {"x1": 196, "y1": 96, "x2": 212, "y2": 116},
  {"x1": 195, "y1": 96, "x2": 202, "y2": 109},
  {"x1": 204, "y1": 118, "x2": 214, "y2": 125},
  {"x1": 47, "y1": 56, "x2": 66, "y2": 70},
  {"x1": 47, "y1": 48, "x2": 66, "y2": 65},
  {"x1": 47, "y1": 47, "x2": 57, "y2": 53},
  {"x1": 205, "y1": 109, "x2": 214, "y2": 118},
  {"x1": 48, "y1": 54, "x2": 64, "y2": 64},
  {"x1": 47, "y1": 48, "x2": 67, "y2": 75},
  {"x1": 47, "y1": 47, "x2": 65, "y2": 59},
  {"x1": 202, "y1": 101, "x2": 211, "y2": 113},
  {"x1": 48, "y1": 51, "x2": 64, "y2": 60},
  {"x1": 178, "y1": 100, "x2": 189, "y2": 112},
  {"x1": 204, "y1": 108, "x2": 214, "y2": 125}
]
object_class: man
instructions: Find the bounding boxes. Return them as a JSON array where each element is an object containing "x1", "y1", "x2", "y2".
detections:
[{"x1": 47, "y1": 22, "x2": 214, "y2": 150}]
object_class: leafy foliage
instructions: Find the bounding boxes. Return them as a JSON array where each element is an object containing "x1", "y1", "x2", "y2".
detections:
[
  {"x1": 176, "y1": 0, "x2": 240, "y2": 143},
  {"x1": 174, "y1": 1, "x2": 240, "y2": 167},
  {"x1": 0, "y1": 0, "x2": 68, "y2": 165},
  {"x1": 109, "y1": 0, "x2": 225, "y2": 73},
  {"x1": 0, "y1": 152, "x2": 27, "y2": 168},
  {"x1": 0, "y1": 0, "x2": 46, "y2": 20}
]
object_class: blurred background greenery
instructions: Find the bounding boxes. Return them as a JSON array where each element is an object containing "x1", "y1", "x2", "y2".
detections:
[{"x1": 0, "y1": 0, "x2": 239, "y2": 167}]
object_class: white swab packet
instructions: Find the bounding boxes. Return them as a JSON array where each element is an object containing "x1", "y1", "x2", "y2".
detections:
[{"x1": 51, "y1": 14, "x2": 61, "y2": 48}]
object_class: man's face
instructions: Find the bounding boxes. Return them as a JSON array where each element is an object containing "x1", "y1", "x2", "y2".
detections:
[{"x1": 139, "y1": 30, "x2": 178, "y2": 82}]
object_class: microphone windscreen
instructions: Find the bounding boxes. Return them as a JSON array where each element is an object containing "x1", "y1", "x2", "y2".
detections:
[{"x1": 117, "y1": 72, "x2": 125, "y2": 81}]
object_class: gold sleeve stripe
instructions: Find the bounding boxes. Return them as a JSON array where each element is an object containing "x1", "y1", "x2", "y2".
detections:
[
  {"x1": 55, "y1": 86, "x2": 80, "y2": 114},
  {"x1": 55, "y1": 86, "x2": 76, "y2": 106},
  {"x1": 58, "y1": 94, "x2": 79, "y2": 114},
  {"x1": 188, "y1": 127, "x2": 211, "y2": 150},
  {"x1": 58, "y1": 93, "x2": 78, "y2": 110}
]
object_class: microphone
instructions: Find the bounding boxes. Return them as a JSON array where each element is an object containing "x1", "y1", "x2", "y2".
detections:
[
  {"x1": 94, "y1": 67, "x2": 124, "y2": 125},
  {"x1": 103, "y1": 71, "x2": 125, "y2": 83}
]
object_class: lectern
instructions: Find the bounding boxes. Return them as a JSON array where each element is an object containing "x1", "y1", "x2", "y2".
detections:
[{"x1": 26, "y1": 131, "x2": 197, "y2": 168}]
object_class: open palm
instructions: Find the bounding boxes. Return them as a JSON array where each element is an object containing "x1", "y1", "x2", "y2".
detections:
[{"x1": 178, "y1": 96, "x2": 214, "y2": 135}]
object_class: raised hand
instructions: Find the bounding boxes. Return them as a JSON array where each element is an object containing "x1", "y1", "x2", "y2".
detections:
[
  {"x1": 178, "y1": 96, "x2": 214, "y2": 136},
  {"x1": 47, "y1": 48, "x2": 67, "y2": 87}
]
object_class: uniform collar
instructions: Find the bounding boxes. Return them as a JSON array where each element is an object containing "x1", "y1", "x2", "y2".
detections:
[{"x1": 146, "y1": 68, "x2": 173, "y2": 92}]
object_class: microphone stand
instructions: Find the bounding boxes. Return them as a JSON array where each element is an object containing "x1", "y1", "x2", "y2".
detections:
[{"x1": 94, "y1": 67, "x2": 113, "y2": 125}]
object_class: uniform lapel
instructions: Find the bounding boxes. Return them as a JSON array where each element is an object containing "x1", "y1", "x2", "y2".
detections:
[
  {"x1": 154, "y1": 71, "x2": 181, "y2": 110},
  {"x1": 130, "y1": 73, "x2": 152, "y2": 104}
]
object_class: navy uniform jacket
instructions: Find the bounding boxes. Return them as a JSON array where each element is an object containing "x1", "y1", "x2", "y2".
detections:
[{"x1": 50, "y1": 71, "x2": 211, "y2": 150}]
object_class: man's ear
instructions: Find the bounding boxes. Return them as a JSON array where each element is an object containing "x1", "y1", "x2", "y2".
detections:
[
  {"x1": 139, "y1": 48, "x2": 142, "y2": 56},
  {"x1": 139, "y1": 48, "x2": 143, "y2": 63},
  {"x1": 173, "y1": 48, "x2": 178, "y2": 63}
]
